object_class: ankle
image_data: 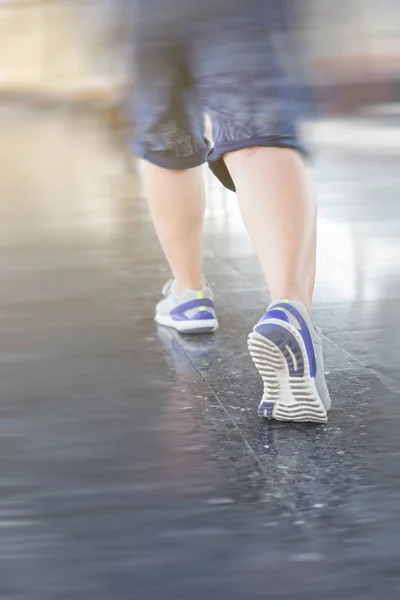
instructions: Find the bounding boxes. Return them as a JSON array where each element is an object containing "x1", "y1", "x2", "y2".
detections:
[{"x1": 174, "y1": 275, "x2": 207, "y2": 295}]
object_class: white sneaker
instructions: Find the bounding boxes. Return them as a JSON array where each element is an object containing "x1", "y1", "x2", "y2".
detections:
[
  {"x1": 248, "y1": 299, "x2": 331, "y2": 423},
  {"x1": 155, "y1": 279, "x2": 219, "y2": 334}
]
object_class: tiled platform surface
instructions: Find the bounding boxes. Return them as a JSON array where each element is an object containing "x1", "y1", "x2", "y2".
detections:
[{"x1": 0, "y1": 107, "x2": 399, "y2": 599}]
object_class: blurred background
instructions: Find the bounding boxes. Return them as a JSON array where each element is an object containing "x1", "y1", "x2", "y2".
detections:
[
  {"x1": 1, "y1": 1, "x2": 399, "y2": 115},
  {"x1": 1, "y1": 2, "x2": 399, "y2": 599},
  {"x1": 2, "y1": 0, "x2": 400, "y2": 161}
]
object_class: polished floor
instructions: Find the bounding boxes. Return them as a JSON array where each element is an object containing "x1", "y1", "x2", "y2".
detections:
[{"x1": 1, "y1": 106, "x2": 399, "y2": 599}]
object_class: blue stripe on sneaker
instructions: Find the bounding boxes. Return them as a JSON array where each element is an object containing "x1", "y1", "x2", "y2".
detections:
[
  {"x1": 261, "y1": 309, "x2": 290, "y2": 323},
  {"x1": 191, "y1": 310, "x2": 215, "y2": 321},
  {"x1": 170, "y1": 298, "x2": 215, "y2": 322},
  {"x1": 255, "y1": 322, "x2": 305, "y2": 377},
  {"x1": 272, "y1": 303, "x2": 317, "y2": 377}
]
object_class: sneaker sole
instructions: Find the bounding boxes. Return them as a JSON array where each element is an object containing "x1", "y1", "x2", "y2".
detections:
[
  {"x1": 155, "y1": 314, "x2": 218, "y2": 334},
  {"x1": 248, "y1": 321, "x2": 327, "y2": 423}
]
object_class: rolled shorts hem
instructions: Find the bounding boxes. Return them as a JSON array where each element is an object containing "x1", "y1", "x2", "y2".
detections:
[
  {"x1": 207, "y1": 136, "x2": 308, "y2": 192},
  {"x1": 137, "y1": 144, "x2": 210, "y2": 171}
]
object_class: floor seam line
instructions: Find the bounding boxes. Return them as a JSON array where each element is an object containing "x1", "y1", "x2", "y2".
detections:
[{"x1": 176, "y1": 340, "x2": 265, "y2": 471}]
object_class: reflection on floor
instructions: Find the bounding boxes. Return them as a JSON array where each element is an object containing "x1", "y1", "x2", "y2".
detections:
[{"x1": 1, "y1": 106, "x2": 399, "y2": 599}]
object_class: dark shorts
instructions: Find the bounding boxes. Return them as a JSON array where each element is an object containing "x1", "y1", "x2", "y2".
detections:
[{"x1": 131, "y1": 0, "x2": 307, "y2": 191}]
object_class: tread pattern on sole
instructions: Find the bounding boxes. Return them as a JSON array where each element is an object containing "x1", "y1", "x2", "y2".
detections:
[{"x1": 248, "y1": 324, "x2": 327, "y2": 424}]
